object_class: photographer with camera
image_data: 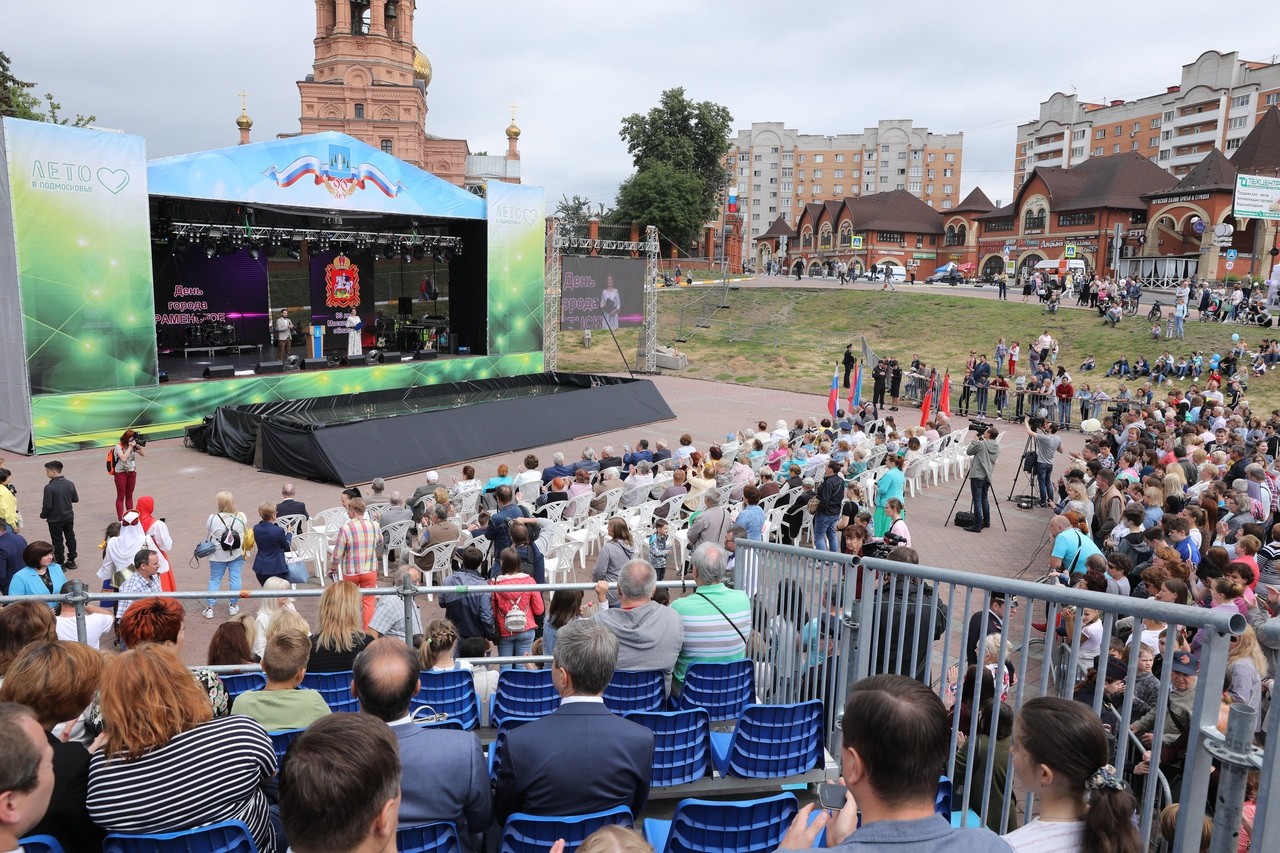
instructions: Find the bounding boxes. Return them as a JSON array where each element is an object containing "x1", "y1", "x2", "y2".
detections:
[
  {"x1": 1023, "y1": 416, "x2": 1062, "y2": 509},
  {"x1": 109, "y1": 429, "x2": 147, "y2": 520},
  {"x1": 964, "y1": 424, "x2": 1000, "y2": 534}
]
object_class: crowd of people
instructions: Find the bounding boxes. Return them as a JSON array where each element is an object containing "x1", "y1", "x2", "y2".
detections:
[{"x1": 3, "y1": 361, "x2": 1277, "y2": 851}]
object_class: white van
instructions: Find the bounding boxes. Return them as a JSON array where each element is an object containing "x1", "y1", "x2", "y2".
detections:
[{"x1": 1033, "y1": 258, "x2": 1086, "y2": 275}]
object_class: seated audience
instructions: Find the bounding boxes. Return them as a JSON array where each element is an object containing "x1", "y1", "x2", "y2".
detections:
[
  {"x1": 308, "y1": 580, "x2": 374, "y2": 673},
  {"x1": 231, "y1": 628, "x2": 331, "y2": 732},
  {"x1": 670, "y1": 542, "x2": 751, "y2": 692},
  {"x1": 0, "y1": 703, "x2": 56, "y2": 852}
]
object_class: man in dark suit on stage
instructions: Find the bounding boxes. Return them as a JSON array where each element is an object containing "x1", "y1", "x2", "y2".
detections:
[
  {"x1": 352, "y1": 638, "x2": 491, "y2": 852},
  {"x1": 275, "y1": 483, "x2": 309, "y2": 520},
  {"x1": 494, "y1": 620, "x2": 654, "y2": 822}
]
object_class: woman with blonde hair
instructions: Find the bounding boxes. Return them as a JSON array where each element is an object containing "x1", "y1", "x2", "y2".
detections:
[
  {"x1": 86, "y1": 645, "x2": 278, "y2": 852},
  {"x1": 592, "y1": 517, "x2": 635, "y2": 608},
  {"x1": 266, "y1": 606, "x2": 311, "y2": 644},
  {"x1": 204, "y1": 491, "x2": 248, "y2": 620},
  {"x1": 253, "y1": 576, "x2": 296, "y2": 658},
  {"x1": 307, "y1": 580, "x2": 372, "y2": 673},
  {"x1": 1227, "y1": 626, "x2": 1267, "y2": 730}
]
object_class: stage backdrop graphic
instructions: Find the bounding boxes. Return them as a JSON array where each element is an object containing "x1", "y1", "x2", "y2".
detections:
[
  {"x1": 152, "y1": 246, "x2": 270, "y2": 348},
  {"x1": 486, "y1": 181, "x2": 545, "y2": 354},
  {"x1": 309, "y1": 248, "x2": 376, "y2": 351},
  {"x1": 2, "y1": 118, "x2": 157, "y2": 395},
  {"x1": 560, "y1": 256, "x2": 645, "y2": 331}
]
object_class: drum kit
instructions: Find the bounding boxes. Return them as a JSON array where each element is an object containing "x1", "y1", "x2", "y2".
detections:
[{"x1": 184, "y1": 316, "x2": 238, "y2": 348}]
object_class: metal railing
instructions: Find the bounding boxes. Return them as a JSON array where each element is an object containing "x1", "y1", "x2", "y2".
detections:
[{"x1": 737, "y1": 539, "x2": 1265, "y2": 853}]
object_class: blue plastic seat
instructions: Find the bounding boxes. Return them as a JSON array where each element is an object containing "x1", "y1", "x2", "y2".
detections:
[
  {"x1": 709, "y1": 701, "x2": 823, "y2": 779},
  {"x1": 267, "y1": 728, "x2": 307, "y2": 764},
  {"x1": 18, "y1": 837, "x2": 66, "y2": 853},
  {"x1": 643, "y1": 792, "x2": 798, "y2": 853},
  {"x1": 300, "y1": 670, "x2": 358, "y2": 712},
  {"x1": 936, "y1": 775, "x2": 952, "y2": 822},
  {"x1": 500, "y1": 806, "x2": 633, "y2": 853},
  {"x1": 397, "y1": 821, "x2": 462, "y2": 853},
  {"x1": 491, "y1": 669, "x2": 559, "y2": 727},
  {"x1": 219, "y1": 673, "x2": 266, "y2": 707},
  {"x1": 412, "y1": 669, "x2": 482, "y2": 730},
  {"x1": 602, "y1": 669, "x2": 666, "y2": 713},
  {"x1": 487, "y1": 716, "x2": 537, "y2": 781},
  {"x1": 623, "y1": 709, "x2": 711, "y2": 787},
  {"x1": 102, "y1": 819, "x2": 258, "y2": 853},
  {"x1": 674, "y1": 660, "x2": 754, "y2": 721}
]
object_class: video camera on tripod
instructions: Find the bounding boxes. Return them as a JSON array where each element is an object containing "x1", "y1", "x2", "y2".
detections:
[{"x1": 968, "y1": 418, "x2": 994, "y2": 434}]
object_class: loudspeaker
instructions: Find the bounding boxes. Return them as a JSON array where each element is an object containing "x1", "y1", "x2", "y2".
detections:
[
  {"x1": 255, "y1": 360, "x2": 285, "y2": 374},
  {"x1": 398, "y1": 296, "x2": 413, "y2": 315},
  {"x1": 381, "y1": 351, "x2": 402, "y2": 362},
  {"x1": 202, "y1": 364, "x2": 235, "y2": 379},
  {"x1": 954, "y1": 511, "x2": 975, "y2": 528},
  {"x1": 412, "y1": 349, "x2": 438, "y2": 360},
  {"x1": 301, "y1": 358, "x2": 329, "y2": 371}
]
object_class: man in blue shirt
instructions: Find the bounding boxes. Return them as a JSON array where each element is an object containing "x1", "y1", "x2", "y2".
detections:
[{"x1": 1048, "y1": 515, "x2": 1103, "y2": 578}]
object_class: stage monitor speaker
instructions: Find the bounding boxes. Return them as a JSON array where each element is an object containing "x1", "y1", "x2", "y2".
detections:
[
  {"x1": 202, "y1": 365, "x2": 235, "y2": 379},
  {"x1": 398, "y1": 296, "x2": 413, "y2": 315},
  {"x1": 412, "y1": 350, "x2": 438, "y2": 360},
  {"x1": 301, "y1": 358, "x2": 329, "y2": 371},
  {"x1": 255, "y1": 361, "x2": 285, "y2": 374},
  {"x1": 381, "y1": 351, "x2": 403, "y2": 362}
]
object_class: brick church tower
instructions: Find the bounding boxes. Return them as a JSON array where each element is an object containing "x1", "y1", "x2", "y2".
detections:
[{"x1": 297, "y1": 0, "x2": 468, "y2": 185}]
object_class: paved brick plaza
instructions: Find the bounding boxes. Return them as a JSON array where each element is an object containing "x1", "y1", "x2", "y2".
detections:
[{"x1": 2, "y1": 373, "x2": 1084, "y2": 663}]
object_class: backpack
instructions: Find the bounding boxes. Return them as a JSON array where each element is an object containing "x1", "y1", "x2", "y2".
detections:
[
  {"x1": 503, "y1": 599, "x2": 528, "y2": 633},
  {"x1": 216, "y1": 513, "x2": 242, "y2": 552},
  {"x1": 105, "y1": 448, "x2": 117, "y2": 475}
]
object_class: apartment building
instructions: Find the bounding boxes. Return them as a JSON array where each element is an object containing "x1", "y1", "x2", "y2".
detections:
[
  {"x1": 720, "y1": 120, "x2": 963, "y2": 259},
  {"x1": 1015, "y1": 50, "x2": 1280, "y2": 186}
]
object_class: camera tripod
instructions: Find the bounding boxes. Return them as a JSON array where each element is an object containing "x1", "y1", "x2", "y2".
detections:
[
  {"x1": 1006, "y1": 433, "x2": 1037, "y2": 504},
  {"x1": 943, "y1": 442, "x2": 1008, "y2": 532}
]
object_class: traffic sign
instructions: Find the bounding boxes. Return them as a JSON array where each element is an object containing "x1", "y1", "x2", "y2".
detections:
[
  {"x1": 1225, "y1": 261, "x2": 1235, "y2": 270},
  {"x1": 851, "y1": 235, "x2": 864, "y2": 250},
  {"x1": 1226, "y1": 249, "x2": 1238, "y2": 261},
  {"x1": 1065, "y1": 245, "x2": 1077, "y2": 259}
]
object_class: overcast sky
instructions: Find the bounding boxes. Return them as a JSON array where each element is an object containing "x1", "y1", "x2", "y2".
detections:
[{"x1": 9, "y1": 1, "x2": 1279, "y2": 212}]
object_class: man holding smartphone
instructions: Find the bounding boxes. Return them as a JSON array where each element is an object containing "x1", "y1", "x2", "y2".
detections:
[{"x1": 779, "y1": 674, "x2": 1011, "y2": 851}]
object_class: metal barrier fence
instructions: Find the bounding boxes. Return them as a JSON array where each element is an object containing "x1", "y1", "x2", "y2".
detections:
[{"x1": 737, "y1": 539, "x2": 1268, "y2": 853}]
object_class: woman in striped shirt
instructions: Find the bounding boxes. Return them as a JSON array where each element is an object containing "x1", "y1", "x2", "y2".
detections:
[{"x1": 87, "y1": 645, "x2": 278, "y2": 852}]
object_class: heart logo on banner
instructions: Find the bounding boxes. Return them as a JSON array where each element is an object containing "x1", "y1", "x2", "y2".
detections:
[
  {"x1": 96, "y1": 168, "x2": 130, "y2": 194},
  {"x1": 522, "y1": 208, "x2": 539, "y2": 226}
]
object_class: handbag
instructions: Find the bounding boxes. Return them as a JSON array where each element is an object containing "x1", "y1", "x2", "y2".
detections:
[
  {"x1": 286, "y1": 559, "x2": 311, "y2": 584},
  {"x1": 242, "y1": 523, "x2": 256, "y2": 553},
  {"x1": 194, "y1": 538, "x2": 218, "y2": 559}
]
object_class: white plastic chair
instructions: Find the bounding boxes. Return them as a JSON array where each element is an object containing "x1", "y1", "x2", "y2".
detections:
[
  {"x1": 310, "y1": 507, "x2": 348, "y2": 541},
  {"x1": 380, "y1": 520, "x2": 413, "y2": 576},
  {"x1": 407, "y1": 540, "x2": 457, "y2": 594},
  {"x1": 516, "y1": 479, "x2": 542, "y2": 504},
  {"x1": 763, "y1": 506, "x2": 786, "y2": 543},
  {"x1": 903, "y1": 460, "x2": 926, "y2": 498},
  {"x1": 275, "y1": 514, "x2": 309, "y2": 536},
  {"x1": 455, "y1": 490, "x2": 482, "y2": 527},
  {"x1": 290, "y1": 532, "x2": 328, "y2": 587}
]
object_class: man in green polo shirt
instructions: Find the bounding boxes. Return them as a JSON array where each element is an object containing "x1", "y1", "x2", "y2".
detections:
[{"x1": 670, "y1": 542, "x2": 752, "y2": 692}]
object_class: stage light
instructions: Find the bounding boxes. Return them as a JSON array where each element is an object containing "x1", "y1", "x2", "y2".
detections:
[
  {"x1": 365, "y1": 349, "x2": 383, "y2": 365},
  {"x1": 204, "y1": 242, "x2": 216, "y2": 259},
  {"x1": 175, "y1": 235, "x2": 190, "y2": 252},
  {"x1": 248, "y1": 244, "x2": 260, "y2": 261},
  {"x1": 285, "y1": 354, "x2": 302, "y2": 370},
  {"x1": 217, "y1": 238, "x2": 236, "y2": 257},
  {"x1": 261, "y1": 241, "x2": 277, "y2": 258},
  {"x1": 287, "y1": 243, "x2": 302, "y2": 261},
  {"x1": 401, "y1": 248, "x2": 412, "y2": 264},
  {"x1": 412, "y1": 243, "x2": 426, "y2": 260},
  {"x1": 432, "y1": 250, "x2": 444, "y2": 263}
]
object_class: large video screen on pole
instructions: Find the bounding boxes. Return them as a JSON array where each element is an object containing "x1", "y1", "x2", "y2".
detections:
[{"x1": 561, "y1": 256, "x2": 645, "y2": 331}]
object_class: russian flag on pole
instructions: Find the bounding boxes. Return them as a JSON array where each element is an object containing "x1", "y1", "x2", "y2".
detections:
[
  {"x1": 848, "y1": 361, "x2": 862, "y2": 410},
  {"x1": 938, "y1": 370, "x2": 952, "y2": 417},
  {"x1": 827, "y1": 364, "x2": 840, "y2": 419},
  {"x1": 919, "y1": 373, "x2": 934, "y2": 428}
]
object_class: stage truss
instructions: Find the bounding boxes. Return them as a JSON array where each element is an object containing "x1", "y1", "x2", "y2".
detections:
[{"x1": 545, "y1": 223, "x2": 660, "y2": 372}]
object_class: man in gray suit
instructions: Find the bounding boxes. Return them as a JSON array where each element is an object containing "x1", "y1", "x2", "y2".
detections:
[{"x1": 352, "y1": 638, "x2": 491, "y2": 851}]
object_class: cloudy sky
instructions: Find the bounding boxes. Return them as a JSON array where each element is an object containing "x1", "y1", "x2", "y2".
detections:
[{"x1": 9, "y1": 1, "x2": 1278, "y2": 212}]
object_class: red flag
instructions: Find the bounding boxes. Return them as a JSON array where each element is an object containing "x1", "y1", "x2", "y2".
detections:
[
  {"x1": 938, "y1": 370, "x2": 952, "y2": 417},
  {"x1": 920, "y1": 373, "x2": 934, "y2": 427},
  {"x1": 827, "y1": 364, "x2": 839, "y2": 419}
]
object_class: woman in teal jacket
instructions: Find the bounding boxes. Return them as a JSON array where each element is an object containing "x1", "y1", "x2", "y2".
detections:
[
  {"x1": 9, "y1": 540, "x2": 66, "y2": 609},
  {"x1": 873, "y1": 454, "x2": 906, "y2": 538}
]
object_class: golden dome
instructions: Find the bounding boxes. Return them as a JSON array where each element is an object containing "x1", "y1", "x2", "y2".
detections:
[
  {"x1": 236, "y1": 110, "x2": 253, "y2": 130},
  {"x1": 506, "y1": 120, "x2": 521, "y2": 139},
  {"x1": 412, "y1": 48, "x2": 432, "y2": 87}
]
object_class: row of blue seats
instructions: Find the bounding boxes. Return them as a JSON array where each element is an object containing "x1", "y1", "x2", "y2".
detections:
[
  {"x1": 265, "y1": 699, "x2": 825, "y2": 789},
  {"x1": 221, "y1": 659, "x2": 761, "y2": 729},
  {"x1": 24, "y1": 791, "x2": 803, "y2": 853}
]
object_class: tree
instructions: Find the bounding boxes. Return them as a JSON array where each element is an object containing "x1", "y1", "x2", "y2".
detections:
[
  {"x1": 554, "y1": 193, "x2": 593, "y2": 238},
  {"x1": 619, "y1": 87, "x2": 733, "y2": 229},
  {"x1": 611, "y1": 162, "x2": 707, "y2": 254},
  {"x1": 1, "y1": 50, "x2": 95, "y2": 127}
]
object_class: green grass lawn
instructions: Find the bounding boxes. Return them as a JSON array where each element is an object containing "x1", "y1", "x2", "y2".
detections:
[{"x1": 556, "y1": 287, "x2": 1280, "y2": 411}]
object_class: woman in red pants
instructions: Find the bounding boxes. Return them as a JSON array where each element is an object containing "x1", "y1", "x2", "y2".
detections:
[{"x1": 110, "y1": 430, "x2": 145, "y2": 520}]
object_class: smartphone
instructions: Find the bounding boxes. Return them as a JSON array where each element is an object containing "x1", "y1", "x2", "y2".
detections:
[{"x1": 818, "y1": 782, "x2": 848, "y2": 810}]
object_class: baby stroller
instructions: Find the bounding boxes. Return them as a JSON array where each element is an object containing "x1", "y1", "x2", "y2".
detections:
[{"x1": 1200, "y1": 295, "x2": 1223, "y2": 322}]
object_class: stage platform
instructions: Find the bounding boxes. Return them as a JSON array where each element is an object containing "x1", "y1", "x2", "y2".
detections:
[
  {"x1": 199, "y1": 372, "x2": 676, "y2": 485},
  {"x1": 158, "y1": 347, "x2": 462, "y2": 383}
]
